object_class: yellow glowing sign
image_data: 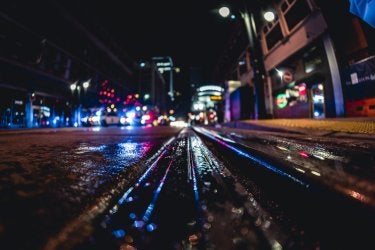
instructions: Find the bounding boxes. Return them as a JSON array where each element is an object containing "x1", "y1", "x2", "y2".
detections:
[{"x1": 210, "y1": 96, "x2": 222, "y2": 101}]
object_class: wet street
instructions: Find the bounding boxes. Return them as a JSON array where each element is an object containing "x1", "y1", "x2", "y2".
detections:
[{"x1": 0, "y1": 126, "x2": 374, "y2": 250}]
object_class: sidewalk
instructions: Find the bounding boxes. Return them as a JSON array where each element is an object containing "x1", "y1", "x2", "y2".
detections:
[{"x1": 223, "y1": 117, "x2": 375, "y2": 137}]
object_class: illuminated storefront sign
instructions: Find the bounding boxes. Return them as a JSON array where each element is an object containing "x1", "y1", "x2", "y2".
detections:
[
  {"x1": 276, "y1": 93, "x2": 288, "y2": 108},
  {"x1": 210, "y1": 95, "x2": 222, "y2": 101}
]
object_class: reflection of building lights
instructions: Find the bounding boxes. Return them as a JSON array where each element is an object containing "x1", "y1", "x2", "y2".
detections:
[
  {"x1": 295, "y1": 168, "x2": 306, "y2": 173},
  {"x1": 348, "y1": 190, "x2": 368, "y2": 203},
  {"x1": 287, "y1": 155, "x2": 291, "y2": 160},
  {"x1": 313, "y1": 154, "x2": 325, "y2": 160},
  {"x1": 298, "y1": 151, "x2": 310, "y2": 158},
  {"x1": 311, "y1": 171, "x2": 321, "y2": 176},
  {"x1": 276, "y1": 146, "x2": 289, "y2": 151}
]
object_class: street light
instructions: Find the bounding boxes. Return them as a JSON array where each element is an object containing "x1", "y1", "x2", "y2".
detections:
[
  {"x1": 70, "y1": 82, "x2": 77, "y2": 91},
  {"x1": 263, "y1": 11, "x2": 275, "y2": 22},
  {"x1": 82, "y1": 79, "x2": 90, "y2": 89},
  {"x1": 70, "y1": 79, "x2": 90, "y2": 126},
  {"x1": 219, "y1": 4, "x2": 267, "y2": 119},
  {"x1": 219, "y1": 7, "x2": 231, "y2": 18},
  {"x1": 152, "y1": 56, "x2": 174, "y2": 102}
]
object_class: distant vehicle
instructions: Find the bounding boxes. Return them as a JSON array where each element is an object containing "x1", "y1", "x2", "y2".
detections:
[
  {"x1": 101, "y1": 111, "x2": 122, "y2": 126},
  {"x1": 157, "y1": 115, "x2": 170, "y2": 126},
  {"x1": 141, "y1": 110, "x2": 158, "y2": 126},
  {"x1": 81, "y1": 108, "x2": 101, "y2": 127},
  {"x1": 81, "y1": 108, "x2": 126, "y2": 127},
  {"x1": 123, "y1": 107, "x2": 142, "y2": 126}
]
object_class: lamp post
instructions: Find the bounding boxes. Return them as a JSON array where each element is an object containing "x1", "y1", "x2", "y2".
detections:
[
  {"x1": 152, "y1": 56, "x2": 174, "y2": 102},
  {"x1": 70, "y1": 79, "x2": 90, "y2": 126},
  {"x1": 219, "y1": 4, "x2": 267, "y2": 119}
]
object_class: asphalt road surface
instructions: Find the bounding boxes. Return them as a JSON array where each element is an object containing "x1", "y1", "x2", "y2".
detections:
[{"x1": 0, "y1": 126, "x2": 374, "y2": 250}]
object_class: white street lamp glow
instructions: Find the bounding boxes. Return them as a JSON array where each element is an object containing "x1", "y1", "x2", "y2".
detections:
[
  {"x1": 219, "y1": 7, "x2": 230, "y2": 18},
  {"x1": 264, "y1": 11, "x2": 275, "y2": 22},
  {"x1": 82, "y1": 80, "x2": 90, "y2": 89},
  {"x1": 275, "y1": 68, "x2": 283, "y2": 78},
  {"x1": 70, "y1": 84, "x2": 77, "y2": 91}
]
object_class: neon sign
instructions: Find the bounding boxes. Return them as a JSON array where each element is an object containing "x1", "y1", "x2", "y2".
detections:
[{"x1": 276, "y1": 93, "x2": 288, "y2": 108}]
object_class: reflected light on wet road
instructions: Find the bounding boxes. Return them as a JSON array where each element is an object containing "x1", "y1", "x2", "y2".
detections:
[
  {"x1": 142, "y1": 159, "x2": 173, "y2": 222},
  {"x1": 311, "y1": 171, "x2": 321, "y2": 176},
  {"x1": 295, "y1": 167, "x2": 306, "y2": 173},
  {"x1": 297, "y1": 151, "x2": 310, "y2": 158},
  {"x1": 196, "y1": 127, "x2": 308, "y2": 187},
  {"x1": 348, "y1": 190, "x2": 368, "y2": 203},
  {"x1": 117, "y1": 137, "x2": 175, "y2": 205}
]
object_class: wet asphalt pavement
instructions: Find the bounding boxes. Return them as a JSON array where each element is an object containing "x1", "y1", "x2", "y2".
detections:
[{"x1": 0, "y1": 126, "x2": 374, "y2": 250}]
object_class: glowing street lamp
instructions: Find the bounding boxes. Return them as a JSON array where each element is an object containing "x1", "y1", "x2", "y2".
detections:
[
  {"x1": 219, "y1": 7, "x2": 231, "y2": 18},
  {"x1": 218, "y1": 4, "x2": 267, "y2": 119},
  {"x1": 82, "y1": 79, "x2": 90, "y2": 89},
  {"x1": 263, "y1": 11, "x2": 276, "y2": 22},
  {"x1": 70, "y1": 83, "x2": 77, "y2": 91}
]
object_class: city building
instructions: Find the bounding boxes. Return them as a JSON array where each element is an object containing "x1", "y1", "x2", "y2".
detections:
[
  {"x1": 137, "y1": 60, "x2": 168, "y2": 115},
  {"x1": 215, "y1": 0, "x2": 375, "y2": 120},
  {"x1": 0, "y1": 1, "x2": 134, "y2": 128},
  {"x1": 190, "y1": 85, "x2": 224, "y2": 125}
]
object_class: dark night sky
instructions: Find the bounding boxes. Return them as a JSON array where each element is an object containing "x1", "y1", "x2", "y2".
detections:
[{"x1": 61, "y1": 0, "x2": 237, "y2": 82}]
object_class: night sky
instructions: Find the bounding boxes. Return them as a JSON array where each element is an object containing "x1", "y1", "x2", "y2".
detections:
[{"x1": 60, "y1": 0, "x2": 237, "y2": 82}]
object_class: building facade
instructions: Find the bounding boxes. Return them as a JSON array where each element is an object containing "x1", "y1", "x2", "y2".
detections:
[
  {"x1": 0, "y1": 2, "x2": 134, "y2": 128},
  {"x1": 217, "y1": 0, "x2": 375, "y2": 120}
]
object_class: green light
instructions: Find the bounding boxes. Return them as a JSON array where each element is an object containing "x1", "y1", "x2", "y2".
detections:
[{"x1": 276, "y1": 93, "x2": 288, "y2": 108}]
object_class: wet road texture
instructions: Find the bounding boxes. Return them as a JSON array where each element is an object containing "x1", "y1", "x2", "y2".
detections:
[{"x1": 0, "y1": 126, "x2": 374, "y2": 250}]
